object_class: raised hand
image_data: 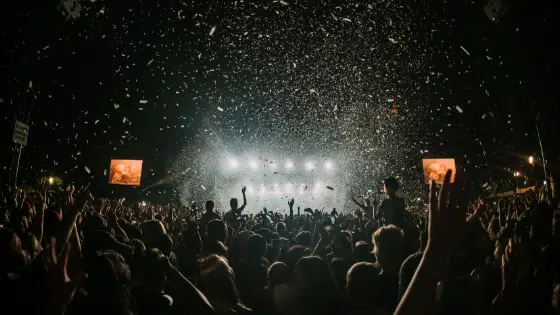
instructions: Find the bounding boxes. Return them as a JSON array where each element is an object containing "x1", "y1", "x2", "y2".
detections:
[
  {"x1": 426, "y1": 169, "x2": 469, "y2": 255},
  {"x1": 44, "y1": 238, "x2": 87, "y2": 313},
  {"x1": 242, "y1": 186, "x2": 247, "y2": 194},
  {"x1": 288, "y1": 198, "x2": 295, "y2": 208}
]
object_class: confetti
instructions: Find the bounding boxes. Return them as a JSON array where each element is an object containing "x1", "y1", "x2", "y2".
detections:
[
  {"x1": 217, "y1": 106, "x2": 224, "y2": 112},
  {"x1": 139, "y1": 100, "x2": 147, "y2": 104},
  {"x1": 84, "y1": 166, "x2": 91, "y2": 174},
  {"x1": 459, "y1": 46, "x2": 470, "y2": 56},
  {"x1": 209, "y1": 26, "x2": 216, "y2": 36},
  {"x1": 456, "y1": 106, "x2": 463, "y2": 113}
]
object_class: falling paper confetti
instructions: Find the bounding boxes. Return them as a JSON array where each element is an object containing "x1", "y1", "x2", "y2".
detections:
[
  {"x1": 456, "y1": 106, "x2": 463, "y2": 113},
  {"x1": 459, "y1": 46, "x2": 470, "y2": 56},
  {"x1": 84, "y1": 166, "x2": 91, "y2": 174},
  {"x1": 217, "y1": 106, "x2": 224, "y2": 112},
  {"x1": 201, "y1": 185, "x2": 206, "y2": 190},
  {"x1": 209, "y1": 26, "x2": 216, "y2": 36},
  {"x1": 139, "y1": 100, "x2": 148, "y2": 104}
]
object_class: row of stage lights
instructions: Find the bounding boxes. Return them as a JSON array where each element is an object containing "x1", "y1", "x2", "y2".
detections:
[
  {"x1": 243, "y1": 182, "x2": 330, "y2": 194},
  {"x1": 227, "y1": 159, "x2": 334, "y2": 171}
]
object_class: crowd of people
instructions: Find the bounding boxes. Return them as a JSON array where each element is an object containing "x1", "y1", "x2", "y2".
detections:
[{"x1": 0, "y1": 170, "x2": 558, "y2": 315}]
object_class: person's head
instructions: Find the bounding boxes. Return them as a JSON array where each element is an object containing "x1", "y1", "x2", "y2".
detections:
[
  {"x1": 276, "y1": 222, "x2": 286, "y2": 234},
  {"x1": 295, "y1": 231, "x2": 312, "y2": 248},
  {"x1": 332, "y1": 233, "x2": 352, "y2": 257},
  {"x1": 346, "y1": 262, "x2": 380, "y2": 311},
  {"x1": 152, "y1": 233, "x2": 173, "y2": 257},
  {"x1": 140, "y1": 220, "x2": 166, "y2": 249},
  {"x1": 285, "y1": 245, "x2": 310, "y2": 271},
  {"x1": 330, "y1": 258, "x2": 352, "y2": 293},
  {"x1": 353, "y1": 241, "x2": 373, "y2": 262},
  {"x1": 294, "y1": 256, "x2": 337, "y2": 294},
  {"x1": 83, "y1": 229, "x2": 134, "y2": 261},
  {"x1": 136, "y1": 248, "x2": 167, "y2": 290},
  {"x1": 205, "y1": 200, "x2": 216, "y2": 213},
  {"x1": 198, "y1": 254, "x2": 241, "y2": 307},
  {"x1": 372, "y1": 225, "x2": 404, "y2": 274},
  {"x1": 207, "y1": 219, "x2": 227, "y2": 243},
  {"x1": 230, "y1": 198, "x2": 239, "y2": 211},
  {"x1": 20, "y1": 232, "x2": 42, "y2": 260},
  {"x1": 268, "y1": 262, "x2": 291, "y2": 287},
  {"x1": 383, "y1": 177, "x2": 400, "y2": 196},
  {"x1": 85, "y1": 251, "x2": 131, "y2": 313},
  {"x1": 0, "y1": 227, "x2": 29, "y2": 273},
  {"x1": 247, "y1": 234, "x2": 266, "y2": 261}
]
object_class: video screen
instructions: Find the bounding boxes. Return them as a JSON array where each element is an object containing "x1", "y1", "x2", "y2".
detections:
[
  {"x1": 109, "y1": 159, "x2": 143, "y2": 186},
  {"x1": 422, "y1": 158, "x2": 456, "y2": 184}
]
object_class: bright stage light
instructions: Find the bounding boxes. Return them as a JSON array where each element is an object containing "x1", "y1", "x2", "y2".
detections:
[
  {"x1": 306, "y1": 161, "x2": 314, "y2": 170},
  {"x1": 229, "y1": 158, "x2": 238, "y2": 169},
  {"x1": 286, "y1": 161, "x2": 294, "y2": 169},
  {"x1": 250, "y1": 160, "x2": 258, "y2": 169},
  {"x1": 325, "y1": 161, "x2": 333, "y2": 170}
]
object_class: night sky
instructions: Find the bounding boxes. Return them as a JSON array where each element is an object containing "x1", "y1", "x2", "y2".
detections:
[{"x1": 1, "y1": 0, "x2": 558, "y2": 205}]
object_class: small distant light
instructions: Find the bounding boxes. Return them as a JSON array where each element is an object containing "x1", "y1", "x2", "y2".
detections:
[
  {"x1": 48, "y1": 177, "x2": 54, "y2": 185},
  {"x1": 306, "y1": 162, "x2": 314, "y2": 170},
  {"x1": 141, "y1": 201, "x2": 146, "y2": 206},
  {"x1": 544, "y1": 180, "x2": 548, "y2": 185},
  {"x1": 514, "y1": 171, "x2": 520, "y2": 177},
  {"x1": 325, "y1": 161, "x2": 333, "y2": 169},
  {"x1": 417, "y1": 197, "x2": 421, "y2": 201},
  {"x1": 529, "y1": 156, "x2": 534, "y2": 165}
]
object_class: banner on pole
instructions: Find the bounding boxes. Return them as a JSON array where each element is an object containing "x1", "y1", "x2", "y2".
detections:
[
  {"x1": 12, "y1": 121, "x2": 30, "y2": 146},
  {"x1": 109, "y1": 160, "x2": 143, "y2": 186}
]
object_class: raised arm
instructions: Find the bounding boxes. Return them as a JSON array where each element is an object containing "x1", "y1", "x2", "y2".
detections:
[
  {"x1": 351, "y1": 196, "x2": 368, "y2": 211},
  {"x1": 56, "y1": 189, "x2": 92, "y2": 254},
  {"x1": 395, "y1": 170, "x2": 469, "y2": 315},
  {"x1": 29, "y1": 188, "x2": 47, "y2": 243}
]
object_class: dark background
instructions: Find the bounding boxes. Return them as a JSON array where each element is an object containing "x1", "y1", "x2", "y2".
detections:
[{"x1": 0, "y1": 0, "x2": 557, "y2": 203}]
